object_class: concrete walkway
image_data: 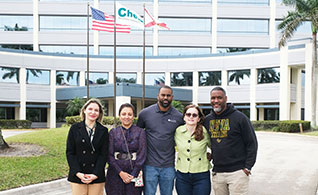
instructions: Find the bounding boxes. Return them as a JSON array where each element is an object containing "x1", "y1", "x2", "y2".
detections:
[{"x1": 0, "y1": 131, "x2": 318, "y2": 195}]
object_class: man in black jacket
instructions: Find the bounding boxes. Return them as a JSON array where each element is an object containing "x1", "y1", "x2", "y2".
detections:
[{"x1": 203, "y1": 87, "x2": 258, "y2": 195}]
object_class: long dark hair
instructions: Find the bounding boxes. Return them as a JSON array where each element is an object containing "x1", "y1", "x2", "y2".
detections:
[{"x1": 183, "y1": 104, "x2": 205, "y2": 141}]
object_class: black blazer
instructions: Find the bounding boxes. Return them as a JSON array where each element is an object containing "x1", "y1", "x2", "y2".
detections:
[{"x1": 66, "y1": 121, "x2": 109, "y2": 184}]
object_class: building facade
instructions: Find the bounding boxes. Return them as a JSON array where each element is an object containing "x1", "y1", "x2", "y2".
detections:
[{"x1": 0, "y1": 0, "x2": 316, "y2": 128}]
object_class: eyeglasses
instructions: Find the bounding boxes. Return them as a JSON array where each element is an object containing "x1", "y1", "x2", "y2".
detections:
[{"x1": 185, "y1": 113, "x2": 198, "y2": 118}]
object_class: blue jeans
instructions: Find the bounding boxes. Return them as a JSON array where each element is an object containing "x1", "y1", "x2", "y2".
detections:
[
  {"x1": 176, "y1": 170, "x2": 211, "y2": 195},
  {"x1": 143, "y1": 165, "x2": 176, "y2": 195}
]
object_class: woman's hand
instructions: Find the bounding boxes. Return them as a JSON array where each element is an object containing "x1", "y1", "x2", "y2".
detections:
[
  {"x1": 84, "y1": 174, "x2": 98, "y2": 183},
  {"x1": 76, "y1": 172, "x2": 91, "y2": 184},
  {"x1": 119, "y1": 171, "x2": 134, "y2": 184}
]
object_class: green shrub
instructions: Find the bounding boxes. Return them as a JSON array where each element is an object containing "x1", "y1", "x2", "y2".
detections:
[
  {"x1": 251, "y1": 120, "x2": 280, "y2": 131},
  {"x1": 279, "y1": 120, "x2": 311, "y2": 132},
  {"x1": 0, "y1": 119, "x2": 32, "y2": 129},
  {"x1": 66, "y1": 116, "x2": 138, "y2": 126}
]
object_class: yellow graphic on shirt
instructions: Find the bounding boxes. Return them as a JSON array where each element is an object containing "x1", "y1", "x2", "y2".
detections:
[{"x1": 209, "y1": 119, "x2": 230, "y2": 143}]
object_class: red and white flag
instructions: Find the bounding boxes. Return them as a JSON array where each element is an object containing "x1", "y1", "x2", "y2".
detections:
[
  {"x1": 91, "y1": 7, "x2": 131, "y2": 33},
  {"x1": 144, "y1": 8, "x2": 170, "y2": 30}
]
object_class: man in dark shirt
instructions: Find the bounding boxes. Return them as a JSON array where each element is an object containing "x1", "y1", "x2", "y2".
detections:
[
  {"x1": 137, "y1": 85, "x2": 183, "y2": 195},
  {"x1": 203, "y1": 87, "x2": 258, "y2": 195}
]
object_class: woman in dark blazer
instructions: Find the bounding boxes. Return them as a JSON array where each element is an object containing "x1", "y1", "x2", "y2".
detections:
[{"x1": 66, "y1": 98, "x2": 109, "y2": 195}]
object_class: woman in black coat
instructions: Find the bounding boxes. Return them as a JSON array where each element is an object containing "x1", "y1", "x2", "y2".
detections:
[{"x1": 66, "y1": 98, "x2": 109, "y2": 195}]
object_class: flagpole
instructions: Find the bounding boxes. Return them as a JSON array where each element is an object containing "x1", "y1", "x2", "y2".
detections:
[
  {"x1": 86, "y1": 2, "x2": 90, "y2": 101},
  {"x1": 142, "y1": 3, "x2": 146, "y2": 109},
  {"x1": 113, "y1": 0, "x2": 117, "y2": 126}
]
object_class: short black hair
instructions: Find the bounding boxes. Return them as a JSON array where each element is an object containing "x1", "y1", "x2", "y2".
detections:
[
  {"x1": 158, "y1": 85, "x2": 173, "y2": 94},
  {"x1": 210, "y1": 86, "x2": 226, "y2": 95},
  {"x1": 118, "y1": 103, "x2": 135, "y2": 116}
]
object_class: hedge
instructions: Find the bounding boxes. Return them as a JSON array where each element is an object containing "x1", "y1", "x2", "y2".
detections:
[
  {"x1": 0, "y1": 119, "x2": 32, "y2": 129},
  {"x1": 252, "y1": 120, "x2": 311, "y2": 133},
  {"x1": 65, "y1": 116, "x2": 138, "y2": 126}
]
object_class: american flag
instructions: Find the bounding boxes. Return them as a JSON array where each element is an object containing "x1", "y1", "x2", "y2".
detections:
[{"x1": 90, "y1": 7, "x2": 131, "y2": 33}]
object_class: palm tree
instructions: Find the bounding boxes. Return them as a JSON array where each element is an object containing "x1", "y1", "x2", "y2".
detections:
[
  {"x1": 1, "y1": 67, "x2": 19, "y2": 83},
  {"x1": 277, "y1": 0, "x2": 318, "y2": 128},
  {"x1": 172, "y1": 100, "x2": 185, "y2": 113},
  {"x1": 199, "y1": 72, "x2": 221, "y2": 86},
  {"x1": 229, "y1": 70, "x2": 250, "y2": 85},
  {"x1": 26, "y1": 69, "x2": 42, "y2": 84},
  {"x1": 258, "y1": 68, "x2": 280, "y2": 83},
  {"x1": 65, "y1": 97, "x2": 85, "y2": 116},
  {"x1": 0, "y1": 129, "x2": 9, "y2": 150}
]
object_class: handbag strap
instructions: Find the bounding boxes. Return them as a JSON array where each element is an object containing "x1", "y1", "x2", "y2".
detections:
[{"x1": 120, "y1": 126, "x2": 134, "y2": 170}]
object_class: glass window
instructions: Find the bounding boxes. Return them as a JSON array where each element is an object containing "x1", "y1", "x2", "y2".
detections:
[
  {"x1": 100, "y1": 46, "x2": 153, "y2": 56},
  {"x1": 264, "y1": 108, "x2": 279, "y2": 120},
  {"x1": 0, "y1": 67, "x2": 19, "y2": 83},
  {"x1": 145, "y1": 73, "x2": 165, "y2": 86},
  {"x1": 218, "y1": 19, "x2": 268, "y2": 34},
  {"x1": 218, "y1": 0, "x2": 268, "y2": 5},
  {"x1": 159, "y1": 18, "x2": 211, "y2": 33},
  {"x1": 40, "y1": 45, "x2": 94, "y2": 55},
  {"x1": 116, "y1": 73, "x2": 137, "y2": 83},
  {"x1": 56, "y1": 71, "x2": 79, "y2": 86},
  {"x1": 158, "y1": 47, "x2": 211, "y2": 56},
  {"x1": 1, "y1": 44, "x2": 33, "y2": 51},
  {"x1": 159, "y1": 0, "x2": 211, "y2": 2},
  {"x1": 228, "y1": 69, "x2": 250, "y2": 85},
  {"x1": 26, "y1": 69, "x2": 50, "y2": 85},
  {"x1": 199, "y1": 71, "x2": 221, "y2": 86},
  {"x1": 217, "y1": 48, "x2": 264, "y2": 53},
  {"x1": 0, "y1": 15, "x2": 33, "y2": 31},
  {"x1": 85, "y1": 72, "x2": 108, "y2": 85},
  {"x1": 0, "y1": 107, "x2": 15, "y2": 119},
  {"x1": 171, "y1": 72, "x2": 193, "y2": 86},
  {"x1": 276, "y1": 20, "x2": 312, "y2": 34},
  {"x1": 257, "y1": 67, "x2": 280, "y2": 84},
  {"x1": 40, "y1": 16, "x2": 87, "y2": 31},
  {"x1": 26, "y1": 108, "x2": 47, "y2": 122}
]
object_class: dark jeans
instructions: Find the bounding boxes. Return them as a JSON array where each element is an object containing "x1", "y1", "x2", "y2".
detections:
[{"x1": 176, "y1": 170, "x2": 211, "y2": 195}]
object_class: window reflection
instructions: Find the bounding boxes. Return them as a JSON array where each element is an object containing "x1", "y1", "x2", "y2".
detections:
[
  {"x1": 218, "y1": 0, "x2": 268, "y2": 5},
  {"x1": 40, "y1": 45, "x2": 94, "y2": 55},
  {"x1": 159, "y1": 18, "x2": 211, "y2": 33},
  {"x1": 0, "y1": 107, "x2": 15, "y2": 119},
  {"x1": 257, "y1": 67, "x2": 280, "y2": 84},
  {"x1": 158, "y1": 47, "x2": 211, "y2": 56},
  {"x1": 56, "y1": 71, "x2": 79, "y2": 86},
  {"x1": 0, "y1": 15, "x2": 33, "y2": 31},
  {"x1": 171, "y1": 72, "x2": 193, "y2": 86},
  {"x1": 26, "y1": 108, "x2": 47, "y2": 122},
  {"x1": 116, "y1": 73, "x2": 137, "y2": 84},
  {"x1": 40, "y1": 16, "x2": 87, "y2": 31},
  {"x1": 26, "y1": 69, "x2": 50, "y2": 85},
  {"x1": 0, "y1": 67, "x2": 19, "y2": 83},
  {"x1": 100, "y1": 46, "x2": 153, "y2": 56},
  {"x1": 218, "y1": 19, "x2": 268, "y2": 34},
  {"x1": 85, "y1": 72, "x2": 108, "y2": 85},
  {"x1": 228, "y1": 69, "x2": 250, "y2": 85},
  {"x1": 199, "y1": 71, "x2": 221, "y2": 86},
  {"x1": 1, "y1": 44, "x2": 33, "y2": 51},
  {"x1": 145, "y1": 73, "x2": 165, "y2": 86}
]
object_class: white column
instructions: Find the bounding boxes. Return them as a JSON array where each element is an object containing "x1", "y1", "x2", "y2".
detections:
[
  {"x1": 165, "y1": 72, "x2": 171, "y2": 86},
  {"x1": 259, "y1": 107, "x2": 264, "y2": 120},
  {"x1": 137, "y1": 72, "x2": 142, "y2": 84},
  {"x1": 279, "y1": 46, "x2": 290, "y2": 120},
  {"x1": 19, "y1": 68, "x2": 27, "y2": 120},
  {"x1": 80, "y1": 70, "x2": 85, "y2": 86},
  {"x1": 116, "y1": 96, "x2": 131, "y2": 116},
  {"x1": 211, "y1": 0, "x2": 218, "y2": 53},
  {"x1": 93, "y1": 0, "x2": 99, "y2": 55},
  {"x1": 49, "y1": 70, "x2": 56, "y2": 128},
  {"x1": 153, "y1": 0, "x2": 159, "y2": 56},
  {"x1": 192, "y1": 71, "x2": 199, "y2": 105},
  {"x1": 108, "y1": 99, "x2": 114, "y2": 117},
  {"x1": 290, "y1": 68, "x2": 302, "y2": 120},
  {"x1": 136, "y1": 99, "x2": 142, "y2": 114},
  {"x1": 109, "y1": 72, "x2": 114, "y2": 84},
  {"x1": 250, "y1": 68, "x2": 257, "y2": 121},
  {"x1": 304, "y1": 43, "x2": 313, "y2": 121},
  {"x1": 269, "y1": 0, "x2": 276, "y2": 48},
  {"x1": 221, "y1": 70, "x2": 227, "y2": 89},
  {"x1": 33, "y1": 0, "x2": 39, "y2": 51}
]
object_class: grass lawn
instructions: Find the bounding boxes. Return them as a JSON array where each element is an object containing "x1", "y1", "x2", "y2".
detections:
[
  {"x1": 303, "y1": 130, "x2": 318, "y2": 136},
  {"x1": 0, "y1": 127, "x2": 69, "y2": 191}
]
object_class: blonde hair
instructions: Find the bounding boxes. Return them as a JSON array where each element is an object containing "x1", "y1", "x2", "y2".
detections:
[{"x1": 80, "y1": 98, "x2": 104, "y2": 123}]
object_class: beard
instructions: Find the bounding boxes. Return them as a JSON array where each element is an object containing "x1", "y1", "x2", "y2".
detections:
[
  {"x1": 159, "y1": 99, "x2": 171, "y2": 108},
  {"x1": 213, "y1": 107, "x2": 223, "y2": 113}
]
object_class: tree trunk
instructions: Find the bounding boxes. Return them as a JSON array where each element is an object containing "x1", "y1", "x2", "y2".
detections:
[
  {"x1": 0, "y1": 129, "x2": 9, "y2": 150},
  {"x1": 311, "y1": 32, "x2": 317, "y2": 128}
]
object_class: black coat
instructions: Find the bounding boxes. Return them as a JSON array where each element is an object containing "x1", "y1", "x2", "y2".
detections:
[{"x1": 66, "y1": 121, "x2": 109, "y2": 183}]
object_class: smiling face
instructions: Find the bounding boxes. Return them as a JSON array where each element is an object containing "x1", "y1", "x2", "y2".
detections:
[
  {"x1": 84, "y1": 102, "x2": 100, "y2": 123},
  {"x1": 184, "y1": 107, "x2": 200, "y2": 126},
  {"x1": 210, "y1": 90, "x2": 227, "y2": 114},
  {"x1": 157, "y1": 87, "x2": 173, "y2": 110},
  {"x1": 119, "y1": 107, "x2": 134, "y2": 129}
]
